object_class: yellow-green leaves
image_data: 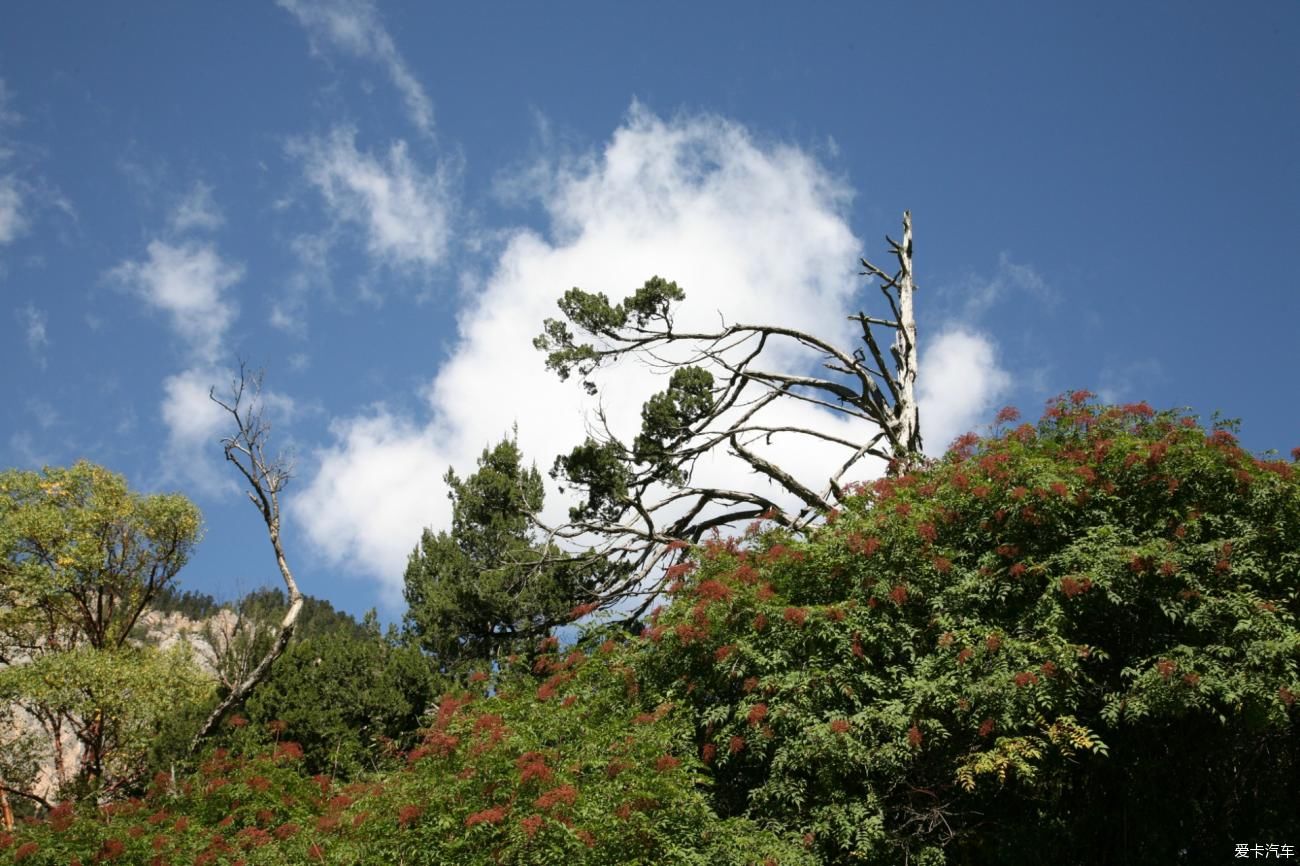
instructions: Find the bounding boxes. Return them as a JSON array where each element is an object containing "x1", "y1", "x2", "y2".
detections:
[
  {"x1": 0, "y1": 461, "x2": 204, "y2": 801},
  {"x1": 0, "y1": 461, "x2": 202, "y2": 653}
]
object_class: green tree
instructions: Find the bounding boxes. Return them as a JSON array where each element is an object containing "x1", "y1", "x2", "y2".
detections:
[
  {"x1": 629, "y1": 395, "x2": 1300, "y2": 864},
  {"x1": 0, "y1": 461, "x2": 207, "y2": 804},
  {"x1": 237, "y1": 610, "x2": 440, "y2": 780},
  {"x1": 403, "y1": 430, "x2": 619, "y2": 672}
]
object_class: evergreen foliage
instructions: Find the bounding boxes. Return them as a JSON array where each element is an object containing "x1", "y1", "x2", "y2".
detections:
[{"x1": 402, "y1": 432, "x2": 615, "y2": 673}]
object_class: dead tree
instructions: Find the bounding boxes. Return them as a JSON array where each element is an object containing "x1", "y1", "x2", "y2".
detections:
[
  {"x1": 529, "y1": 212, "x2": 922, "y2": 618},
  {"x1": 189, "y1": 365, "x2": 303, "y2": 752}
]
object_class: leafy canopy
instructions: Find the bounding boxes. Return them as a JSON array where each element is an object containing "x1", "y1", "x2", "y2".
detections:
[
  {"x1": 630, "y1": 394, "x2": 1300, "y2": 864},
  {"x1": 0, "y1": 461, "x2": 207, "y2": 801},
  {"x1": 0, "y1": 460, "x2": 202, "y2": 656}
]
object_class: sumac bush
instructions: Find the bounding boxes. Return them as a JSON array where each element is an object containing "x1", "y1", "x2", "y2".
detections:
[
  {"x1": 5, "y1": 639, "x2": 812, "y2": 865},
  {"x1": 633, "y1": 394, "x2": 1299, "y2": 865}
]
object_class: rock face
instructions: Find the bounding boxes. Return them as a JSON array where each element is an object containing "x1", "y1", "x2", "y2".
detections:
[
  {"x1": 2, "y1": 606, "x2": 240, "y2": 805},
  {"x1": 134, "y1": 607, "x2": 243, "y2": 677}
]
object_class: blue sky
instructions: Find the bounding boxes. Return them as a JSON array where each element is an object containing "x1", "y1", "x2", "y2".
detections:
[{"x1": 2, "y1": 1, "x2": 1297, "y2": 621}]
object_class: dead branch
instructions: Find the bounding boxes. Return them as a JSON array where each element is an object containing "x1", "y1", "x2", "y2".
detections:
[{"x1": 188, "y1": 364, "x2": 303, "y2": 754}]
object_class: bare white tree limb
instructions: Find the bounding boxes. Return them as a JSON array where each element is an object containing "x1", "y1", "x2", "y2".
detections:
[
  {"x1": 522, "y1": 214, "x2": 927, "y2": 623},
  {"x1": 188, "y1": 364, "x2": 303, "y2": 753}
]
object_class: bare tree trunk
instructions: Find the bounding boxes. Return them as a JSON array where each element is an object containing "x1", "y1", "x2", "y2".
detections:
[
  {"x1": 893, "y1": 212, "x2": 921, "y2": 457},
  {"x1": 189, "y1": 365, "x2": 303, "y2": 754}
]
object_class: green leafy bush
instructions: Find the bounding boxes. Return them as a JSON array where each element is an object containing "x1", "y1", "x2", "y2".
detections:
[
  {"x1": 633, "y1": 394, "x2": 1299, "y2": 864},
  {"x1": 4, "y1": 639, "x2": 811, "y2": 865}
]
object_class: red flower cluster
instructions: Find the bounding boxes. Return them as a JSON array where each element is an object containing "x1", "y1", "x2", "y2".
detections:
[
  {"x1": 465, "y1": 806, "x2": 509, "y2": 828},
  {"x1": 747, "y1": 703, "x2": 769, "y2": 726},
  {"x1": 534, "y1": 784, "x2": 578, "y2": 811},
  {"x1": 696, "y1": 579, "x2": 733, "y2": 602},
  {"x1": 397, "y1": 805, "x2": 423, "y2": 828},
  {"x1": 1060, "y1": 576, "x2": 1093, "y2": 598},
  {"x1": 273, "y1": 741, "x2": 303, "y2": 761},
  {"x1": 1013, "y1": 671, "x2": 1040, "y2": 688},
  {"x1": 845, "y1": 533, "x2": 881, "y2": 557},
  {"x1": 517, "y1": 752, "x2": 552, "y2": 784}
]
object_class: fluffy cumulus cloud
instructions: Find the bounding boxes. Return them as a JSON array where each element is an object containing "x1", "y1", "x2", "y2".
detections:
[
  {"x1": 110, "y1": 240, "x2": 243, "y2": 365},
  {"x1": 291, "y1": 126, "x2": 453, "y2": 273},
  {"x1": 159, "y1": 367, "x2": 237, "y2": 495},
  {"x1": 917, "y1": 329, "x2": 1012, "y2": 453},
  {"x1": 277, "y1": 0, "x2": 434, "y2": 138},
  {"x1": 291, "y1": 106, "x2": 1011, "y2": 602},
  {"x1": 111, "y1": 228, "x2": 246, "y2": 493}
]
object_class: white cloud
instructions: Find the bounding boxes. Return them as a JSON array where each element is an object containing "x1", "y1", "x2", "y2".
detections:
[
  {"x1": 159, "y1": 367, "x2": 236, "y2": 495},
  {"x1": 170, "y1": 181, "x2": 224, "y2": 233},
  {"x1": 290, "y1": 106, "x2": 1014, "y2": 603},
  {"x1": 17, "y1": 303, "x2": 48, "y2": 367},
  {"x1": 8, "y1": 431, "x2": 51, "y2": 469},
  {"x1": 270, "y1": 232, "x2": 332, "y2": 335},
  {"x1": 290, "y1": 127, "x2": 453, "y2": 276},
  {"x1": 0, "y1": 175, "x2": 23, "y2": 245},
  {"x1": 289, "y1": 410, "x2": 449, "y2": 607},
  {"x1": 0, "y1": 79, "x2": 18, "y2": 129},
  {"x1": 158, "y1": 367, "x2": 298, "y2": 497},
  {"x1": 955, "y1": 251, "x2": 1056, "y2": 319},
  {"x1": 277, "y1": 0, "x2": 434, "y2": 138},
  {"x1": 0, "y1": 82, "x2": 73, "y2": 248},
  {"x1": 1097, "y1": 358, "x2": 1164, "y2": 404},
  {"x1": 25, "y1": 399, "x2": 58, "y2": 430},
  {"x1": 109, "y1": 240, "x2": 243, "y2": 365},
  {"x1": 917, "y1": 328, "x2": 1012, "y2": 453},
  {"x1": 110, "y1": 234, "x2": 249, "y2": 493}
]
